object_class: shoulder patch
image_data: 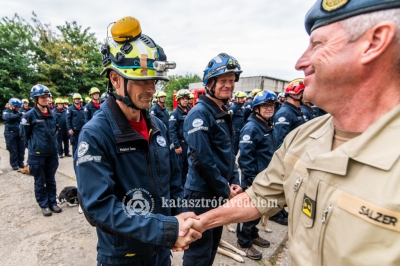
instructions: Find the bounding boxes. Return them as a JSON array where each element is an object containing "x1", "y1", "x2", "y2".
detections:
[
  {"x1": 243, "y1": 135, "x2": 251, "y2": 141},
  {"x1": 77, "y1": 141, "x2": 89, "y2": 158},
  {"x1": 156, "y1": 136, "x2": 166, "y2": 147},
  {"x1": 192, "y1": 118, "x2": 203, "y2": 128},
  {"x1": 278, "y1": 117, "x2": 286, "y2": 122}
]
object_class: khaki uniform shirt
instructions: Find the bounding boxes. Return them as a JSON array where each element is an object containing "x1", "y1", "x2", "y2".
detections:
[{"x1": 246, "y1": 104, "x2": 400, "y2": 266}]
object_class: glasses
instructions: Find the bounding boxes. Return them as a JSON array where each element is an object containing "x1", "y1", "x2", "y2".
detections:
[{"x1": 259, "y1": 103, "x2": 275, "y2": 109}]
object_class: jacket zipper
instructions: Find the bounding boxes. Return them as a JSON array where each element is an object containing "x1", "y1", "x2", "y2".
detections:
[
  {"x1": 146, "y1": 152, "x2": 158, "y2": 214},
  {"x1": 318, "y1": 204, "x2": 333, "y2": 265},
  {"x1": 154, "y1": 151, "x2": 163, "y2": 195}
]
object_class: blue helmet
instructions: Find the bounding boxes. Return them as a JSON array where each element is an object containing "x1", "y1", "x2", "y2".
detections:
[
  {"x1": 252, "y1": 91, "x2": 277, "y2": 111},
  {"x1": 8, "y1": 98, "x2": 22, "y2": 108},
  {"x1": 202, "y1": 53, "x2": 242, "y2": 86},
  {"x1": 30, "y1": 84, "x2": 51, "y2": 99}
]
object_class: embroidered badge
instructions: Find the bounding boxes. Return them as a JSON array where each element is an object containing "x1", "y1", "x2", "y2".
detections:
[
  {"x1": 302, "y1": 194, "x2": 316, "y2": 220},
  {"x1": 322, "y1": 0, "x2": 349, "y2": 12}
]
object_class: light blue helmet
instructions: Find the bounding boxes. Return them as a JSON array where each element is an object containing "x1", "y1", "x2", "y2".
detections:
[
  {"x1": 202, "y1": 53, "x2": 242, "y2": 86},
  {"x1": 8, "y1": 98, "x2": 22, "y2": 107},
  {"x1": 252, "y1": 91, "x2": 277, "y2": 111},
  {"x1": 30, "y1": 84, "x2": 51, "y2": 99}
]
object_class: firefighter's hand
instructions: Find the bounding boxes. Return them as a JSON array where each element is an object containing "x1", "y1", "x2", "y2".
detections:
[
  {"x1": 68, "y1": 129, "x2": 73, "y2": 135},
  {"x1": 175, "y1": 147, "x2": 182, "y2": 154}
]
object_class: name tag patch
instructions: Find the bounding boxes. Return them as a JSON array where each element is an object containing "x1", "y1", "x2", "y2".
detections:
[{"x1": 337, "y1": 192, "x2": 400, "y2": 233}]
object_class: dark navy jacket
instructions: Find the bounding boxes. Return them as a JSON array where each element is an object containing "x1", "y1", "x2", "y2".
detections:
[
  {"x1": 150, "y1": 103, "x2": 169, "y2": 127},
  {"x1": 168, "y1": 106, "x2": 187, "y2": 149},
  {"x1": 75, "y1": 96, "x2": 183, "y2": 264},
  {"x1": 300, "y1": 105, "x2": 316, "y2": 122},
  {"x1": 84, "y1": 101, "x2": 100, "y2": 123},
  {"x1": 19, "y1": 106, "x2": 31, "y2": 115},
  {"x1": 229, "y1": 102, "x2": 245, "y2": 133},
  {"x1": 52, "y1": 107, "x2": 67, "y2": 131},
  {"x1": 2, "y1": 108, "x2": 22, "y2": 133},
  {"x1": 66, "y1": 104, "x2": 85, "y2": 131},
  {"x1": 273, "y1": 102, "x2": 305, "y2": 146},
  {"x1": 312, "y1": 106, "x2": 328, "y2": 117},
  {"x1": 20, "y1": 106, "x2": 58, "y2": 156},
  {"x1": 239, "y1": 114, "x2": 277, "y2": 189},
  {"x1": 243, "y1": 99, "x2": 253, "y2": 123},
  {"x1": 183, "y1": 95, "x2": 239, "y2": 199}
]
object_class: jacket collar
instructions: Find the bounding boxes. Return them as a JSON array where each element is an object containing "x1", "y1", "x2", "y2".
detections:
[
  {"x1": 197, "y1": 95, "x2": 229, "y2": 119},
  {"x1": 306, "y1": 104, "x2": 400, "y2": 174},
  {"x1": 282, "y1": 102, "x2": 303, "y2": 116},
  {"x1": 104, "y1": 96, "x2": 160, "y2": 145},
  {"x1": 248, "y1": 113, "x2": 273, "y2": 133},
  {"x1": 33, "y1": 106, "x2": 54, "y2": 118}
]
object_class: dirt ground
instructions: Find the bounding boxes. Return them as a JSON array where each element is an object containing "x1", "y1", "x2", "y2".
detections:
[{"x1": 0, "y1": 124, "x2": 289, "y2": 266}]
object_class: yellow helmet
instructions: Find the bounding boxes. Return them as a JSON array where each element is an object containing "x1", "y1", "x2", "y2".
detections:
[
  {"x1": 89, "y1": 87, "x2": 100, "y2": 96},
  {"x1": 85, "y1": 97, "x2": 91, "y2": 103},
  {"x1": 156, "y1": 91, "x2": 167, "y2": 98},
  {"x1": 176, "y1": 89, "x2": 191, "y2": 100},
  {"x1": 189, "y1": 93, "x2": 194, "y2": 99},
  {"x1": 21, "y1": 98, "x2": 29, "y2": 104},
  {"x1": 251, "y1": 88, "x2": 262, "y2": 98},
  {"x1": 54, "y1": 98, "x2": 63, "y2": 104},
  {"x1": 235, "y1": 91, "x2": 247, "y2": 98},
  {"x1": 100, "y1": 16, "x2": 175, "y2": 81},
  {"x1": 63, "y1": 99, "x2": 70, "y2": 104},
  {"x1": 72, "y1": 93, "x2": 82, "y2": 100}
]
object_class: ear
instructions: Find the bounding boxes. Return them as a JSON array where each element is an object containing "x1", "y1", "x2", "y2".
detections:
[
  {"x1": 360, "y1": 22, "x2": 396, "y2": 65},
  {"x1": 109, "y1": 71, "x2": 122, "y2": 92}
]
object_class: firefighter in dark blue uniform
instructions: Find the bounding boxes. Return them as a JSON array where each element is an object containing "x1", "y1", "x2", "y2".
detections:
[
  {"x1": 66, "y1": 93, "x2": 85, "y2": 157},
  {"x1": 84, "y1": 87, "x2": 101, "y2": 123},
  {"x1": 274, "y1": 79, "x2": 306, "y2": 147},
  {"x1": 300, "y1": 99, "x2": 316, "y2": 122},
  {"x1": 187, "y1": 93, "x2": 194, "y2": 112},
  {"x1": 75, "y1": 16, "x2": 200, "y2": 266},
  {"x1": 236, "y1": 91, "x2": 278, "y2": 259},
  {"x1": 169, "y1": 89, "x2": 190, "y2": 186},
  {"x1": 183, "y1": 53, "x2": 242, "y2": 266},
  {"x1": 243, "y1": 88, "x2": 261, "y2": 123},
  {"x1": 229, "y1": 91, "x2": 246, "y2": 155},
  {"x1": 20, "y1": 84, "x2": 62, "y2": 217},
  {"x1": 3, "y1": 98, "x2": 25, "y2": 170},
  {"x1": 19, "y1": 98, "x2": 31, "y2": 115},
  {"x1": 150, "y1": 91, "x2": 169, "y2": 127},
  {"x1": 53, "y1": 98, "x2": 71, "y2": 158},
  {"x1": 270, "y1": 78, "x2": 306, "y2": 225}
]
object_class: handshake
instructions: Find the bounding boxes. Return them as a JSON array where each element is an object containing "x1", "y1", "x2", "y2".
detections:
[{"x1": 172, "y1": 212, "x2": 207, "y2": 252}]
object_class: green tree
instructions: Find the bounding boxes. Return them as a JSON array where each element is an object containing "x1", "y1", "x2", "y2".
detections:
[
  {"x1": 160, "y1": 73, "x2": 202, "y2": 110},
  {"x1": 0, "y1": 14, "x2": 36, "y2": 107},
  {"x1": 31, "y1": 14, "x2": 107, "y2": 97}
]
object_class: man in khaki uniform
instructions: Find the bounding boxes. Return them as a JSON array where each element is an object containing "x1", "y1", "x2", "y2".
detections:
[{"x1": 176, "y1": 0, "x2": 400, "y2": 265}]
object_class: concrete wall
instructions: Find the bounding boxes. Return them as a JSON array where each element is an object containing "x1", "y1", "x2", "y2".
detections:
[{"x1": 189, "y1": 76, "x2": 289, "y2": 94}]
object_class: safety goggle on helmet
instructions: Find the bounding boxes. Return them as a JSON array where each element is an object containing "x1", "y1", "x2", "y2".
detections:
[{"x1": 100, "y1": 16, "x2": 176, "y2": 82}]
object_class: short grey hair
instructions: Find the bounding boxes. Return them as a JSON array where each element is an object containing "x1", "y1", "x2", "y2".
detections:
[
  {"x1": 339, "y1": 8, "x2": 400, "y2": 42},
  {"x1": 340, "y1": 8, "x2": 400, "y2": 69}
]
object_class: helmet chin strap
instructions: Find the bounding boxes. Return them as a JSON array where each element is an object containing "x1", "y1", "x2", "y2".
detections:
[
  {"x1": 254, "y1": 109, "x2": 271, "y2": 124},
  {"x1": 287, "y1": 94, "x2": 303, "y2": 104},
  {"x1": 109, "y1": 78, "x2": 142, "y2": 110},
  {"x1": 205, "y1": 78, "x2": 230, "y2": 105}
]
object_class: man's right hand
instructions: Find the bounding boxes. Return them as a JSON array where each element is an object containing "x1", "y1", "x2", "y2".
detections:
[
  {"x1": 229, "y1": 186, "x2": 237, "y2": 199},
  {"x1": 173, "y1": 212, "x2": 202, "y2": 251},
  {"x1": 68, "y1": 129, "x2": 73, "y2": 135},
  {"x1": 175, "y1": 147, "x2": 182, "y2": 154}
]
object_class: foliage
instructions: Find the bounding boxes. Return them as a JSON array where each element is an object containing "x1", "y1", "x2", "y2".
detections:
[
  {"x1": 0, "y1": 12, "x2": 107, "y2": 110},
  {"x1": 159, "y1": 73, "x2": 202, "y2": 110}
]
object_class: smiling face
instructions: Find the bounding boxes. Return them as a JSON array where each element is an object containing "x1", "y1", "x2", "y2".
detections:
[
  {"x1": 295, "y1": 22, "x2": 360, "y2": 111},
  {"x1": 208, "y1": 72, "x2": 236, "y2": 100}
]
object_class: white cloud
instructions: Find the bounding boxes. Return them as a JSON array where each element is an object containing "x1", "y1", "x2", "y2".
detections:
[{"x1": 1, "y1": 0, "x2": 316, "y2": 81}]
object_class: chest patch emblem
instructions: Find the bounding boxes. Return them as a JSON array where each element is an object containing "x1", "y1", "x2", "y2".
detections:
[
  {"x1": 302, "y1": 194, "x2": 316, "y2": 220},
  {"x1": 156, "y1": 136, "x2": 166, "y2": 147}
]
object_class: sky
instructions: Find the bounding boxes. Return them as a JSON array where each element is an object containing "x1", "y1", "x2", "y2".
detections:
[{"x1": 1, "y1": 0, "x2": 317, "y2": 82}]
